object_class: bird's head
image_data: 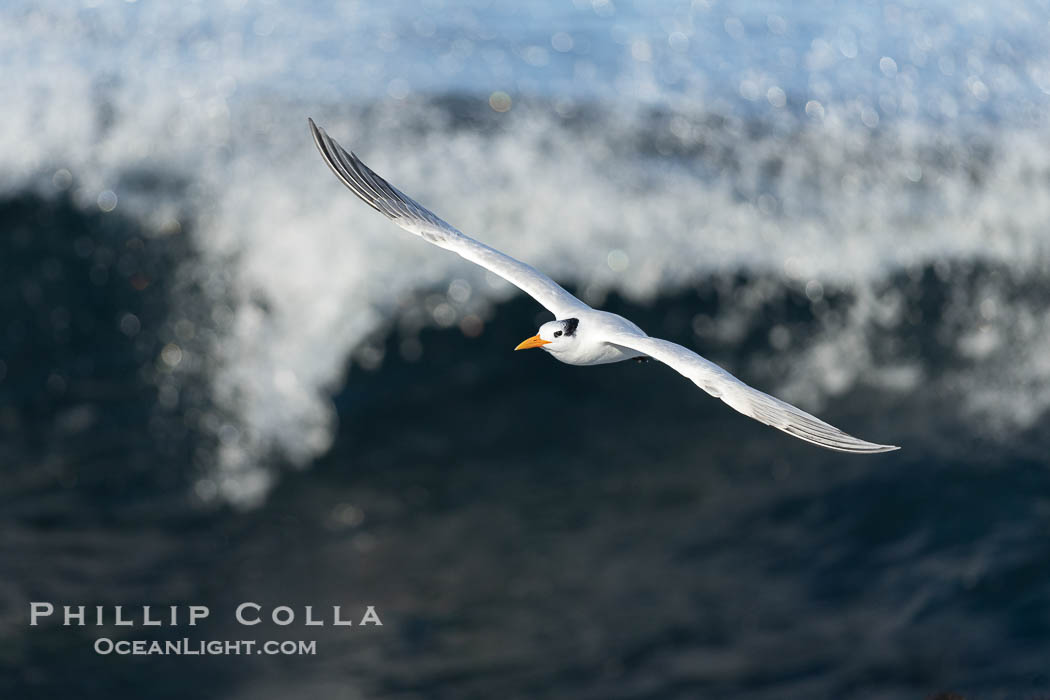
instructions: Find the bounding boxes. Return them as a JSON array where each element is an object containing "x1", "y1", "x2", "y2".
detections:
[{"x1": 514, "y1": 318, "x2": 579, "y2": 354}]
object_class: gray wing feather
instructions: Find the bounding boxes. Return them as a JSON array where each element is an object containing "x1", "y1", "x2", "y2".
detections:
[
  {"x1": 308, "y1": 118, "x2": 589, "y2": 318},
  {"x1": 608, "y1": 333, "x2": 899, "y2": 454}
]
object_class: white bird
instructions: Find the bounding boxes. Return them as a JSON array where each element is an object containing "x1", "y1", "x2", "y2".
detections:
[{"x1": 308, "y1": 119, "x2": 899, "y2": 454}]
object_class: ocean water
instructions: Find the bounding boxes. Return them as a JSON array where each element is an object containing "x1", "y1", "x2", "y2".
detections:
[{"x1": 4, "y1": 0, "x2": 1050, "y2": 697}]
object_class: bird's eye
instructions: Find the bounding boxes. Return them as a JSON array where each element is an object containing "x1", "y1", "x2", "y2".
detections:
[{"x1": 554, "y1": 331, "x2": 562, "y2": 338}]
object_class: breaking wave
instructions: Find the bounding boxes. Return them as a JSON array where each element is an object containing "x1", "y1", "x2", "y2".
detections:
[{"x1": 4, "y1": 0, "x2": 1050, "y2": 505}]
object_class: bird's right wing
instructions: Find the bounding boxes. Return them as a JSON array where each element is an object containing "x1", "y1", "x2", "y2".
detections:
[
  {"x1": 607, "y1": 333, "x2": 899, "y2": 454},
  {"x1": 309, "y1": 119, "x2": 590, "y2": 319}
]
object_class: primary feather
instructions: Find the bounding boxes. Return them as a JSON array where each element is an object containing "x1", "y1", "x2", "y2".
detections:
[
  {"x1": 309, "y1": 118, "x2": 588, "y2": 318},
  {"x1": 608, "y1": 334, "x2": 898, "y2": 453}
]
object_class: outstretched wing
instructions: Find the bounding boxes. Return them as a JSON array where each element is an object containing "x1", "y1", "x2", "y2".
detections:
[
  {"x1": 309, "y1": 118, "x2": 590, "y2": 318},
  {"x1": 607, "y1": 333, "x2": 899, "y2": 453}
]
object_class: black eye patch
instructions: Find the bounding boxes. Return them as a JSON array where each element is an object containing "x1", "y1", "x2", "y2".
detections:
[{"x1": 563, "y1": 318, "x2": 579, "y2": 336}]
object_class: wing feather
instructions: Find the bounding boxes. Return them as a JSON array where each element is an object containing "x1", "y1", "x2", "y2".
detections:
[
  {"x1": 308, "y1": 119, "x2": 589, "y2": 318},
  {"x1": 608, "y1": 333, "x2": 899, "y2": 454}
]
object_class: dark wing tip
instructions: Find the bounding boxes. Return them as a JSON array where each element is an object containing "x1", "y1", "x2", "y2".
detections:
[
  {"x1": 307, "y1": 119, "x2": 392, "y2": 216},
  {"x1": 307, "y1": 116, "x2": 322, "y2": 143}
]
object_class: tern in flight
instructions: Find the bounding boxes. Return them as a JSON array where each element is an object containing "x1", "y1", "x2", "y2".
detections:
[{"x1": 308, "y1": 119, "x2": 898, "y2": 453}]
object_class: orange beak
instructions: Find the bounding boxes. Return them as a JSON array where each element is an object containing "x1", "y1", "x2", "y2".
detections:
[{"x1": 514, "y1": 334, "x2": 551, "y2": 351}]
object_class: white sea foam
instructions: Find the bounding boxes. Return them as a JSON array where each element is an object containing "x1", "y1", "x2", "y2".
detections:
[{"x1": 5, "y1": 0, "x2": 1050, "y2": 504}]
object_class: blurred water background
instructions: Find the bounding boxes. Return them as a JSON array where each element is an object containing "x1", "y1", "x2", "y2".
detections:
[{"x1": 3, "y1": 0, "x2": 1050, "y2": 697}]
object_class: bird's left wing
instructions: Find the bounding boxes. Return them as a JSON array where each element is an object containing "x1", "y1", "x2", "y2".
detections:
[
  {"x1": 606, "y1": 332, "x2": 899, "y2": 454},
  {"x1": 308, "y1": 119, "x2": 590, "y2": 318}
]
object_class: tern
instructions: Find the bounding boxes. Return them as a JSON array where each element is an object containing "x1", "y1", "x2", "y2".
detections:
[{"x1": 308, "y1": 119, "x2": 898, "y2": 454}]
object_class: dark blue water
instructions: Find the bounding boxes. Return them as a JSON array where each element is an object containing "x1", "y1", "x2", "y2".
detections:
[{"x1": 4, "y1": 188, "x2": 1050, "y2": 698}]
